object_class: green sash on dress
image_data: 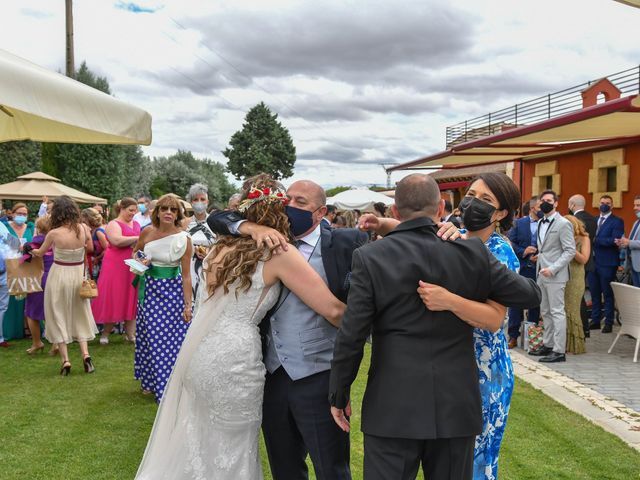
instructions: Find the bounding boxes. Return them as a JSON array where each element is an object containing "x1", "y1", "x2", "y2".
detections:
[{"x1": 132, "y1": 265, "x2": 181, "y2": 306}]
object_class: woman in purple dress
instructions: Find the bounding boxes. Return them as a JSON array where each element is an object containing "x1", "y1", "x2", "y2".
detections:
[{"x1": 25, "y1": 216, "x2": 54, "y2": 354}]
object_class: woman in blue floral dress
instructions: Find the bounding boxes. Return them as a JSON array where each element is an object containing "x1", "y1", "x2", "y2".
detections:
[{"x1": 418, "y1": 172, "x2": 522, "y2": 480}]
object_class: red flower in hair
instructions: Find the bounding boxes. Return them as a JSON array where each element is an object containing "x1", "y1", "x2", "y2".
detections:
[
  {"x1": 262, "y1": 187, "x2": 271, "y2": 195},
  {"x1": 247, "y1": 190, "x2": 261, "y2": 199},
  {"x1": 276, "y1": 192, "x2": 284, "y2": 197}
]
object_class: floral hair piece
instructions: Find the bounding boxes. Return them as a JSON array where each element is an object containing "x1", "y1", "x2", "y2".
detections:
[{"x1": 237, "y1": 185, "x2": 289, "y2": 213}]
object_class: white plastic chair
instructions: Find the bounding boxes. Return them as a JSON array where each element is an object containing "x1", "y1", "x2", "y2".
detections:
[{"x1": 608, "y1": 282, "x2": 640, "y2": 363}]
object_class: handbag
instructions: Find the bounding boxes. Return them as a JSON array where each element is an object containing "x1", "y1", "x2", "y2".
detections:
[
  {"x1": 79, "y1": 255, "x2": 98, "y2": 299},
  {"x1": 5, "y1": 256, "x2": 44, "y2": 296},
  {"x1": 526, "y1": 321, "x2": 544, "y2": 353}
]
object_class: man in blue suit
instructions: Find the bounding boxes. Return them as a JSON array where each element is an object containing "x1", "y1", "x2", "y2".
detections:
[
  {"x1": 589, "y1": 195, "x2": 625, "y2": 333},
  {"x1": 507, "y1": 196, "x2": 542, "y2": 348}
]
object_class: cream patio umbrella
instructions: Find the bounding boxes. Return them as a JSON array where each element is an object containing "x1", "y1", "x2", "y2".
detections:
[
  {"x1": 0, "y1": 171, "x2": 106, "y2": 204},
  {"x1": 0, "y1": 48, "x2": 152, "y2": 145}
]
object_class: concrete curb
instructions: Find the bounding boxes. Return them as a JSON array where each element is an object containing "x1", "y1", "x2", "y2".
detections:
[{"x1": 510, "y1": 349, "x2": 640, "y2": 452}]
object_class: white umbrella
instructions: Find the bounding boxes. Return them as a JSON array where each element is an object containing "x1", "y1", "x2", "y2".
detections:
[
  {"x1": 0, "y1": 48, "x2": 152, "y2": 145},
  {"x1": 327, "y1": 188, "x2": 394, "y2": 212}
]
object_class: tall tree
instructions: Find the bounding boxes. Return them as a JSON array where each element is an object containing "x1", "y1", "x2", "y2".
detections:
[
  {"x1": 223, "y1": 102, "x2": 296, "y2": 180},
  {"x1": 0, "y1": 141, "x2": 42, "y2": 184},
  {"x1": 45, "y1": 61, "x2": 148, "y2": 205},
  {"x1": 149, "y1": 150, "x2": 236, "y2": 206}
]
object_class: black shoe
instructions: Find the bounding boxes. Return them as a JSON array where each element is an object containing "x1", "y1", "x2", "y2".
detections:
[
  {"x1": 602, "y1": 324, "x2": 613, "y2": 333},
  {"x1": 60, "y1": 361, "x2": 71, "y2": 376},
  {"x1": 588, "y1": 322, "x2": 602, "y2": 330},
  {"x1": 529, "y1": 346, "x2": 553, "y2": 357},
  {"x1": 83, "y1": 356, "x2": 95, "y2": 374},
  {"x1": 539, "y1": 352, "x2": 566, "y2": 363}
]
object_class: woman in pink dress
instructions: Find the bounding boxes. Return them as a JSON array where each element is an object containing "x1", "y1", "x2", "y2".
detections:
[{"x1": 92, "y1": 197, "x2": 140, "y2": 344}]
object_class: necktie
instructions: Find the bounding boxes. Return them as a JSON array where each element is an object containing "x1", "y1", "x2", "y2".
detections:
[{"x1": 597, "y1": 216, "x2": 605, "y2": 234}]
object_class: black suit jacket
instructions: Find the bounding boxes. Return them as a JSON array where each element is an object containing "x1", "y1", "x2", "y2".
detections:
[
  {"x1": 575, "y1": 210, "x2": 597, "y2": 272},
  {"x1": 329, "y1": 217, "x2": 541, "y2": 440},
  {"x1": 207, "y1": 209, "x2": 368, "y2": 303}
]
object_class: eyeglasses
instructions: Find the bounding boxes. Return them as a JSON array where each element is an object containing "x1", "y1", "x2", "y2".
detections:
[{"x1": 159, "y1": 206, "x2": 179, "y2": 213}]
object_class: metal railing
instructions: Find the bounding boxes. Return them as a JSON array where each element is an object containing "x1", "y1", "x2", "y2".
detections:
[{"x1": 445, "y1": 65, "x2": 640, "y2": 147}]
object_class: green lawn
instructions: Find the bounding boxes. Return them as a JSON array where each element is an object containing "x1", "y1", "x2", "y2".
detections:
[{"x1": 1, "y1": 336, "x2": 639, "y2": 479}]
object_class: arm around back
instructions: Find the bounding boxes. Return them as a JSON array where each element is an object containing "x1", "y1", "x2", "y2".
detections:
[
  {"x1": 206, "y1": 210, "x2": 244, "y2": 236},
  {"x1": 263, "y1": 247, "x2": 345, "y2": 327},
  {"x1": 485, "y1": 248, "x2": 541, "y2": 309}
]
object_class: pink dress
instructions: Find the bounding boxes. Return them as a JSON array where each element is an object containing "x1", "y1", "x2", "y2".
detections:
[{"x1": 92, "y1": 220, "x2": 141, "y2": 324}]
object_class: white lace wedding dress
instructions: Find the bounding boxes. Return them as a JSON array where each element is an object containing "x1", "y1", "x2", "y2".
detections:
[{"x1": 136, "y1": 261, "x2": 280, "y2": 479}]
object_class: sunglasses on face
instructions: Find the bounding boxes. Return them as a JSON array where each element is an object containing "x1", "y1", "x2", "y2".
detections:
[{"x1": 159, "y1": 206, "x2": 179, "y2": 213}]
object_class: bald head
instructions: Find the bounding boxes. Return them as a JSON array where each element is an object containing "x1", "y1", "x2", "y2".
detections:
[
  {"x1": 568, "y1": 194, "x2": 586, "y2": 211},
  {"x1": 288, "y1": 180, "x2": 326, "y2": 208},
  {"x1": 394, "y1": 174, "x2": 442, "y2": 221}
]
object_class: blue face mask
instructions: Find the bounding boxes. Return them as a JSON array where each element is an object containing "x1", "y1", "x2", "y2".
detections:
[
  {"x1": 599, "y1": 204, "x2": 611, "y2": 214},
  {"x1": 138, "y1": 203, "x2": 147, "y2": 214},
  {"x1": 285, "y1": 206, "x2": 315, "y2": 237},
  {"x1": 13, "y1": 215, "x2": 27, "y2": 225},
  {"x1": 636, "y1": 211, "x2": 640, "y2": 220}
]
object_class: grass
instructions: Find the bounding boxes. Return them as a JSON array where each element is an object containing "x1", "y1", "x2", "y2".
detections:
[{"x1": 1, "y1": 336, "x2": 639, "y2": 480}]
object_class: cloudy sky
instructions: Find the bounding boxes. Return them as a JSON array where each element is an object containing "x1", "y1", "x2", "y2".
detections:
[{"x1": 1, "y1": 0, "x2": 638, "y2": 188}]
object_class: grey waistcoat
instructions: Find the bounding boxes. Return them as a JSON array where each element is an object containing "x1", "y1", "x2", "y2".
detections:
[{"x1": 264, "y1": 238, "x2": 338, "y2": 380}]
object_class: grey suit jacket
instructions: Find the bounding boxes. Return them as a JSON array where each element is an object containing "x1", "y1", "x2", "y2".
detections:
[
  {"x1": 536, "y1": 214, "x2": 576, "y2": 283},
  {"x1": 627, "y1": 220, "x2": 640, "y2": 272}
]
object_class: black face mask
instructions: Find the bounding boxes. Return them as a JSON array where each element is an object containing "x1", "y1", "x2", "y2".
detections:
[
  {"x1": 285, "y1": 206, "x2": 316, "y2": 237},
  {"x1": 539, "y1": 201, "x2": 554, "y2": 214},
  {"x1": 459, "y1": 196, "x2": 497, "y2": 232}
]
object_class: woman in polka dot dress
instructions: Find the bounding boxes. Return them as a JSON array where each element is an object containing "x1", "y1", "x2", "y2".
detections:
[{"x1": 133, "y1": 195, "x2": 193, "y2": 403}]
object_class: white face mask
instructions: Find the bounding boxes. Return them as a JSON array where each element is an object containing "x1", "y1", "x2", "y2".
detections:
[{"x1": 192, "y1": 201, "x2": 207, "y2": 214}]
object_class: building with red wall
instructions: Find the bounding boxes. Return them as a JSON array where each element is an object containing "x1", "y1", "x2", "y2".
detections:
[{"x1": 391, "y1": 66, "x2": 640, "y2": 231}]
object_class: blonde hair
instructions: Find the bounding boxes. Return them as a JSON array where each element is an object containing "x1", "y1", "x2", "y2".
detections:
[
  {"x1": 342, "y1": 210, "x2": 358, "y2": 228},
  {"x1": 81, "y1": 208, "x2": 103, "y2": 229},
  {"x1": 35, "y1": 216, "x2": 51, "y2": 235},
  {"x1": 565, "y1": 214, "x2": 588, "y2": 238},
  {"x1": 207, "y1": 173, "x2": 291, "y2": 297}
]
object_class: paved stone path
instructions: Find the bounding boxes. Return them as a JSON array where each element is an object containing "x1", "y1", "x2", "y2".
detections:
[
  {"x1": 510, "y1": 324, "x2": 640, "y2": 451},
  {"x1": 513, "y1": 324, "x2": 640, "y2": 412}
]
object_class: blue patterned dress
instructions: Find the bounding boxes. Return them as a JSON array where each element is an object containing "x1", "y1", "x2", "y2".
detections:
[
  {"x1": 473, "y1": 233, "x2": 519, "y2": 480},
  {"x1": 134, "y1": 232, "x2": 191, "y2": 403}
]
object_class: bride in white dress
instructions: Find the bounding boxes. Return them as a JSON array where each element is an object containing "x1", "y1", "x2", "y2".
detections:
[{"x1": 135, "y1": 174, "x2": 345, "y2": 480}]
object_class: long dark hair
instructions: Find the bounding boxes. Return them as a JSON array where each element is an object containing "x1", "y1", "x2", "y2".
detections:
[
  {"x1": 468, "y1": 172, "x2": 520, "y2": 231},
  {"x1": 50, "y1": 196, "x2": 81, "y2": 237}
]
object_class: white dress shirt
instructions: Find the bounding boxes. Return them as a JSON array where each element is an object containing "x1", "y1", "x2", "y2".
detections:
[
  {"x1": 538, "y1": 211, "x2": 559, "y2": 245},
  {"x1": 297, "y1": 224, "x2": 322, "y2": 261}
]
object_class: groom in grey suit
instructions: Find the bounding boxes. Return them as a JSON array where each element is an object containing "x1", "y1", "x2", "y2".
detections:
[{"x1": 529, "y1": 190, "x2": 576, "y2": 362}]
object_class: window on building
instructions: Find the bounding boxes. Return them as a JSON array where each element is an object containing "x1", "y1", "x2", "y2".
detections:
[{"x1": 606, "y1": 167, "x2": 617, "y2": 192}]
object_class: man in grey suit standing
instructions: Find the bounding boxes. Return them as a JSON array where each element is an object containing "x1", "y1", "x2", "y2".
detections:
[
  {"x1": 615, "y1": 194, "x2": 640, "y2": 287},
  {"x1": 529, "y1": 190, "x2": 576, "y2": 363}
]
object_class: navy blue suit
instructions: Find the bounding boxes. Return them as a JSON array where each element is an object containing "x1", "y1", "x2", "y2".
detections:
[
  {"x1": 588, "y1": 213, "x2": 624, "y2": 327},
  {"x1": 506, "y1": 216, "x2": 540, "y2": 340}
]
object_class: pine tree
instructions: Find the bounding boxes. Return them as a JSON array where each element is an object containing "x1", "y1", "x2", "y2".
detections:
[{"x1": 223, "y1": 102, "x2": 296, "y2": 180}]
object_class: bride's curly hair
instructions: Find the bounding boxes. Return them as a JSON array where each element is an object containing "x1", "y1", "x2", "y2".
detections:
[{"x1": 207, "y1": 173, "x2": 292, "y2": 297}]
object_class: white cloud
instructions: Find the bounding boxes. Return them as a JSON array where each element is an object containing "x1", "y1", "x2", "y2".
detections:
[{"x1": 1, "y1": 0, "x2": 638, "y2": 189}]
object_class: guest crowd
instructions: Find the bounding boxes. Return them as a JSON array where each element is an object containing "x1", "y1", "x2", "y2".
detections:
[{"x1": 0, "y1": 174, "x2": 639, "y2": 480}]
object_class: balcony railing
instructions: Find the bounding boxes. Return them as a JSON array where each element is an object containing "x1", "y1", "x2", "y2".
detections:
[{"x1": 445, "y1": 65, "x2": 640, "y2": 148}]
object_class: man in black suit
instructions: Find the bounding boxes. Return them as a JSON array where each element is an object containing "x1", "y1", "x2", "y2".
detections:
[
  {"x1": 568, "y1": 194, "x2": 597, "y2": 337},
  {"x1": 328, "y1": 174, "x2": 541, "y2": 480},
  {"x1": 208, "y1": 179, "x2": 368, "y2": 480}
]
